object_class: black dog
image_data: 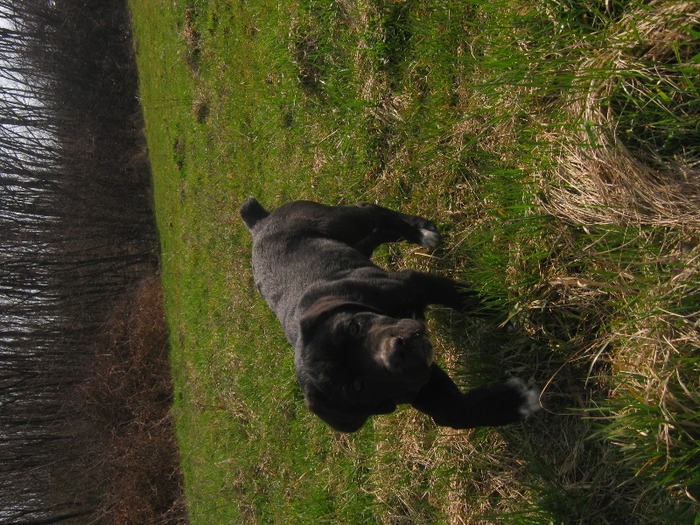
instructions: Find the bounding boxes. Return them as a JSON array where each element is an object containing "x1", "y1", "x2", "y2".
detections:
[{"x1": 241, "y1": 198, "x2": 539, "y2": 432}]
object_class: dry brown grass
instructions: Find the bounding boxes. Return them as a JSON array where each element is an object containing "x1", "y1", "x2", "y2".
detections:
[
  {"x1": 542, "y1": 0, "x2": 700, "y2": 228},
  {"x1": 80, "y1": 275, "x2": 187, "y2": 525}
]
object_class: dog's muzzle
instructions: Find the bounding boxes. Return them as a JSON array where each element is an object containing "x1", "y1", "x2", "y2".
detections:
[{"x1": 378, "y1": 320, "x2": 433, "y2": 374}]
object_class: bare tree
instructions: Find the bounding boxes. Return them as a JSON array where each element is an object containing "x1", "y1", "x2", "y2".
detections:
[{"x1": 0, "y1": 1, "x2": 182, "y2": 523}]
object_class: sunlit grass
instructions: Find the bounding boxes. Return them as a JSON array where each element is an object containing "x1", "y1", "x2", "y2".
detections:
[{"x1": 130, "y1": 0, "x2": 700, "y2": 522}]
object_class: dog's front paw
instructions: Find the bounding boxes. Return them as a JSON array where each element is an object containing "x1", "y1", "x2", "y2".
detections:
[
  {"x1": 507, "y1": 378, "x2": 541, "y2": 419},
  {"x1": 418, "y1": 223, "x2": 441, "y2": 249}
]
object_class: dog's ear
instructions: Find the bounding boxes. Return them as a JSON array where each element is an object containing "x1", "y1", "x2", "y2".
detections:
[
  {"x1": 305, "y1": 391, "x2": 369, "y2": 433},
  {"x1": 299, "y1": 296, "x2": 366, "y2": 341}
]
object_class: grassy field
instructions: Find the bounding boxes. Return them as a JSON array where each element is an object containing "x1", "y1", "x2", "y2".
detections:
[{"x1": 128, "y1": 0, "x2": 700, "y2": 523}]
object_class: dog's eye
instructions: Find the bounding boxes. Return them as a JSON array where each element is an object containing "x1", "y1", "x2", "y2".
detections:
[
  {"x1": 353, "y1": 379, "x2": 364, "y2": 392},
  {"x1": 347, "y1": 320, "x2": 361, "y2": 337}
]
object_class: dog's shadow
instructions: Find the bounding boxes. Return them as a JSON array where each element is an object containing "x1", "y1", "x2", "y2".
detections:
[
  {"x1": 428, "y1": 309, "x2": 659, "y2": 522},
  {"x1": 428, "y1": 310, "x2": 539, "y2": 385}
]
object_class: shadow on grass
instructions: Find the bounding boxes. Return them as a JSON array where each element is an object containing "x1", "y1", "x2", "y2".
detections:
[{"x1": 434, "y1": 311, "x2": 696, "y2": 524}]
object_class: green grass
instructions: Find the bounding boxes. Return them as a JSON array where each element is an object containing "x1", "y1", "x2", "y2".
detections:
[{"x1": 129, "y1": 0, "x2": 700, "y2": 523}]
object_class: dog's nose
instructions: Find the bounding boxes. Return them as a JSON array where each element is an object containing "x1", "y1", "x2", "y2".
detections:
[
  {"x1": 391, "y1": 331, "x2": 421, "y2": 353},
  {"x1": 388, "y1": 332, "x2": 432, "y2": 364}
]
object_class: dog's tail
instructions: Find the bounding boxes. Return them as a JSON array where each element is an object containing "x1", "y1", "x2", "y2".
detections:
[{"x1": 240, "y1": 197, "x2": 269, "y2": 231}]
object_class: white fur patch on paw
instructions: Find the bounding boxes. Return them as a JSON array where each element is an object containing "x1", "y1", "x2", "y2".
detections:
[
  {"x1": 507, "y1": 378, "x2": 542, "y2": 419},
  {"x1": 419, "y1": 228, "x2": 440, "y2": 249}
]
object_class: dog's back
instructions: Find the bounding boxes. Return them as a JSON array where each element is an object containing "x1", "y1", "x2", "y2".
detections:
[
  {"x1": 240, "y1": 198, "x2": 327, "y2": 343},
  {"x1": 240, "y1": 199, "x2": 385, "y2": 346}
]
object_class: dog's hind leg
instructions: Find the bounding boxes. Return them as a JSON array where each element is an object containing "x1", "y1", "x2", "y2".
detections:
[
  {"x1": 356, "y1": 203, "x2": 441, "y2": 249},
  {"x1": 254, "y1": 200, "x2": 441, "y2": 255},
  {"x1": 322, "y1": 203, "x2": 441, "y2": 257}
]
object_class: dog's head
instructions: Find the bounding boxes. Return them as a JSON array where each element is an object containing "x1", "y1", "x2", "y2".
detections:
[{"x1": 295, "y1": 296, "x2": 434, "y2": 432}]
